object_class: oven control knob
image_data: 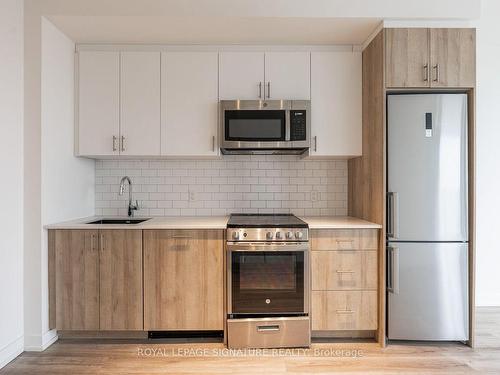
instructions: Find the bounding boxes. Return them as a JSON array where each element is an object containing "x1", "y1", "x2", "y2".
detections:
[
  {"x1": 266, "y1": 231, "x2": 274, "y2": 240},
  {"x1": 295, "y1": 231, "x2": 303, "y2": 239},
  {"x1": 232, "y1": 231, "x2": 239, "y2": 240},
  {"x1": 286, "y1": 231, "x2": 294, "y2": 239},
  {"x1": 275, "y1": 231, "x2": 282, "y2": 239}
]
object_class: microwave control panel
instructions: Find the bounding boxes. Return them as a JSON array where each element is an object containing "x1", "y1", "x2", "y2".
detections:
[{"x1": 290, "y1": 110, "x2": 307, "y2": 141}]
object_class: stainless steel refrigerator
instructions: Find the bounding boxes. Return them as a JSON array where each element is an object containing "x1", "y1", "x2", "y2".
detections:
[{"x1": 387, "y1": 93, "x2": 469, "y2": 341}]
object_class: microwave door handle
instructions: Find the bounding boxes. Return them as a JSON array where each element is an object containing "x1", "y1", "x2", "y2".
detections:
[{"x1": 285, "y1": 110, "x2": 290, "y2": 141}]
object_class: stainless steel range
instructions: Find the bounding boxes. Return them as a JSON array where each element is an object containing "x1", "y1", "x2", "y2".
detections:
[{"x1": 226, "y1": 214, "x2": 310, "y2": 349}]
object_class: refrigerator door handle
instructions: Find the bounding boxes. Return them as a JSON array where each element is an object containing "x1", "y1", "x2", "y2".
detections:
[
  {"x1": 387, "y1": 246, "x2": 400, "y2": 294},
  {"x1": 387, "y1": 246, "x2": 393, "y2": 292},
  {"x1": 387, "y1": 246, "x2": 399, "y2": 294},
  {"x1": 387, "y1": 192, "x2": 399, "y2": 239},
  {"x1": 393, "y1": 246, "x2": 400, "y2": 294}
]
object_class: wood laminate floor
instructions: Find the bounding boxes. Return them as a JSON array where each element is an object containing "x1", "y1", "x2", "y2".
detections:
[{"x1": 2, "y1": 307, "x2": 499, "y2": 375}]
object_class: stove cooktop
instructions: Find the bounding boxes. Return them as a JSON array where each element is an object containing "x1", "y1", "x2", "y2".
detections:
[{"x1": 227, "y1": 213, "x2": 308, "y2": 228}]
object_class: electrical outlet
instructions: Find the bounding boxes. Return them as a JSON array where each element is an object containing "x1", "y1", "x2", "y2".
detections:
[
  {"x1": 189, "y1": 191, "x2": 196, "y2": 201},
  {"x1": 310, "y1": 191, "x2": 318, "y2": 202}
]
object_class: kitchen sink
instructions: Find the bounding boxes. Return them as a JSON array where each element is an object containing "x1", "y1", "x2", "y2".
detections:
[{"x1": 86, "y1": 218, "x2": 151, "y2": 225}]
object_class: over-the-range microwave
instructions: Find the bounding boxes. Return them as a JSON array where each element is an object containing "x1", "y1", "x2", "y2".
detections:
[{"x1": 219, "y1": 100, "x2": 311, "y2": 155}]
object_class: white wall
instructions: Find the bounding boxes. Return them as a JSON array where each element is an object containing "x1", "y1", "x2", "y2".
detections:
[
  {"x1": 40, "y1": 17, "x2": 95, "y2": 338},
  {"x1": 0, "y1": 0, "x2": 24, "y2": 369},
  {"x1": 23, "y1": 15, "x2": 94, "y2": 352},
  {"x1": 475, "y1": 0, "x2": 500, "y2": 306},
  {"x1": 95, "y1": 157, "x2": 348, "y2": 217}
]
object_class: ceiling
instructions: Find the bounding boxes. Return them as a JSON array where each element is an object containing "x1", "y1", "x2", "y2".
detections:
[
  {"x1": 46, "y1": 16, "x2": 381, "y2": 45},
  {"x1": 36, "y1": 0, "x2": 481, "y2": 45}
]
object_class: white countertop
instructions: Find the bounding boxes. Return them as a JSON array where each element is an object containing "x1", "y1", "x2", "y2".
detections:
[
  {"x1": 44, "y1": 216, "x2": 230, "y2": 230},
  {"x1": 45, "y1": 215, "x2": 381, "y2": 230},
  {"x1": 299, "y1": 216, "x2": 382, "y2": 229}
]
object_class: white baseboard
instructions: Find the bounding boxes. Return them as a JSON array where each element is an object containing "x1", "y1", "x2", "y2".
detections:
[
  {"x1": 24, "y1": 330, "x2": 58, "y2": 352},
  {"x1": 0, "y1": 335, "x2": 24, "y2": 370}
]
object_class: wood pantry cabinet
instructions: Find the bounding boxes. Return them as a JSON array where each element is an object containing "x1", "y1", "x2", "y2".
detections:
[
  {"x1": 385, "y1": 28, "x2": 475, "y2": 88},
  {"x1": 310, "y1": 229, "x2": 378, "y2": 334},
  {"x1": 143, "y1": 230, "x2": 224, "y2": 331},
  {"x1": 52, "y1": 229, "x2": 143, "y2": 330}
]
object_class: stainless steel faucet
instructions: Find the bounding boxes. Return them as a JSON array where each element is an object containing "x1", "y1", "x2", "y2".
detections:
[{"x1": 119, "y1": 176, "x2": 139, "y2": 217}]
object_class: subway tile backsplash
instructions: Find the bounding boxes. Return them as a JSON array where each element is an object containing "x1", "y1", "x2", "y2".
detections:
[{"x1": 95, "y1": 156, "x2": 348, "y2": 217}]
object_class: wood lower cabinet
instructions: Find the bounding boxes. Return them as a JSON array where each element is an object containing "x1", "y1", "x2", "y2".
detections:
[
  {"x1": 312, "y1": 291, "x2": 377, "y2": 331},
  {"x1": 143, "y1": 230, "x2": 224, "y2": 330},
  {"x1": 53, "y1": 229, "x2": 143, "y2": 331},
  {"x1": 310, "y1": 229, "x2": 378, "y2": 335},
  {"x1": 99, "y1": 230, "x2": 143, "y2": 330},
  {"x1": 54, "y1": 230, "x2": 100, "y2": 330}
]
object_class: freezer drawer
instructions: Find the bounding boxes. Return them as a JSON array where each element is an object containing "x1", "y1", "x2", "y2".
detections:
[{"x1": 387, "y1": 242, "x2": 468, "y2": 341}]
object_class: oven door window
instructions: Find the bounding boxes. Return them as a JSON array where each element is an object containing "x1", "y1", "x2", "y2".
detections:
[
  {"x1": 231, "y1": 251, "x2": 304, "y2": 314},
  {"x1": 225, "y1": 110, "x2": 286, "y2": 141}
]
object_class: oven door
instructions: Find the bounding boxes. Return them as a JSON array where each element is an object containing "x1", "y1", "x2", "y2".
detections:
[{"x1": 227, "y1": 242, "x2": 309, "y2": 317}]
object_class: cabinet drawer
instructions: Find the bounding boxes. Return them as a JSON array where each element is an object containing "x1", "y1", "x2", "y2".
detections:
[
  {"x1": 311, "y1": 229, "x2": 378, "y2": 251},
  {"x1": 311, "y1": 291, "x2": 377, "y2": 331},
  {"x1": 311, "y1": 251, "x2": 377, "y2": 290}
]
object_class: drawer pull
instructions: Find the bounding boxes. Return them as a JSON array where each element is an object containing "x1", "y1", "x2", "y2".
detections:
[
  {"x1": 336, "y1": 270, "x2": 355, "y2": 274},
  {"x1": 171, "y1": 236, "x2": 192, "y2": 239},
  {"x1": 336, "y1": 239, "x2": 354, "y2": 243},
  {"x1": 336, "y1": 309, "x2": 355, "y2": 314},
  {"x1": 257, "y1": 324, "x2": 280, "y2": 332}
]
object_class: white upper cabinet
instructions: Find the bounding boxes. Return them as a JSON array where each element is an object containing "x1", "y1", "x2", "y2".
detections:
[
  {"x1": 161, "y1": 52, "x2": 219, "y2": 156},
  {"x1": 219, "y1": 52, "x2": 265, "y2": 100},
  {"x1": 310, "y1": 51, "x2": 362, "y2": 157},
  {"x1": 219, "y1": 51, "x2": 311, "y2": 100},
  {"x1": 264, "y1": 52, "x2": 310, "y2": 100},
  {"x1": 120, "y1": 52, "x2": 161, "y2": 156},
  {"x1": 77, "y1": 51, "x2": 120, "y2": 156}
]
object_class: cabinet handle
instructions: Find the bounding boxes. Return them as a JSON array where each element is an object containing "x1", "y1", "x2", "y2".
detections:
[
  {"x1": 314, "y1": 136, "x2": 317, "y2": 152},
  {"x1": 433, "y1": 64, "x2": 440, "y2": 82},
  {"x1": 91, "y1": 234, "x2": 96, "y2": 252},
  {"x1": 120, "y1": 136, "x2": 125, "y2": 152},
  {"x1": 336, "y1": 309, "x2": 355, "y2": 314},
  {"x1": 266, "y1": 81, "x2": 271, "y2": 98},
  {"x1": 257, "y1": 324, "x2": 280, "y2": 332},
  {"x1": 100, "y1": 233, "x2": 105, "y2": 251},
  {"x1": 423, "y1": 64, "x2": 429, "y2": 82},
  {"x1": 112, "y1": 136, "x2": 117, "y2": 152},
  {"x1": 336, "y1": 270, "x2": 355, "y2": 274},
  {"x1": 258, "y1": 82, "x2": 262, "y2": 98},
  {"x1": 212, "y1": 135, "x2": 215, "y2": 152},
  {"x1": 171, "y1": 235, "x2": 192, "y2": 239}
]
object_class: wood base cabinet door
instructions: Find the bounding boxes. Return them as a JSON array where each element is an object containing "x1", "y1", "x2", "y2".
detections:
[
  {"x1": 55, "y1": 230, "x2": 99, "y2": 330},
  {"x1": 144, "y1": 230, "x2": 224, "y2": 330},
  {"x1": 99, "y1": 230, "x2": 143, "y2": 330}
]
